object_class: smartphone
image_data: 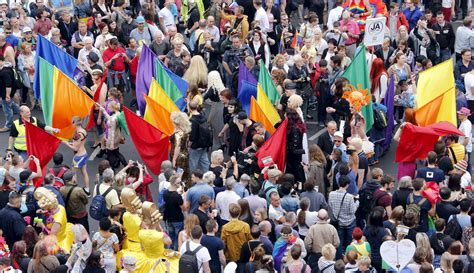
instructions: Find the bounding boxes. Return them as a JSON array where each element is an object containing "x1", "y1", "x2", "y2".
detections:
[{"x1": 176, "y1": 167, "x2": 184, "y2": 174}]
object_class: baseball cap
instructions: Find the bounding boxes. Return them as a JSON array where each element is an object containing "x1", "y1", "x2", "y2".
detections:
[
  {"x1": 334, "y1": 131, "x2": 343, "y2": 138},
  {"x1": 124, "y1": 9, "x2": 133, "y2": 17},
  {"x1": 267, "y1": 169, "x2": 282, "y2": 179},
  {"x1": 136, "y1": 16, "x2": 145, "y2": 24},
  {"x1": 237, "y1": 111, "x2": 248, "y2": 120},
  {"x1": 62, "y1": 170, "x2": 75, "y2": 183},
  {"x1": 22, "y1": 27, "x2": 32, "y2": 33},
  {"x1": 285, "y1": 82, "x2": 297, "y2": 90},
  {"x1": 0, "y1": 0, "x2": 7, "y2": 6}
]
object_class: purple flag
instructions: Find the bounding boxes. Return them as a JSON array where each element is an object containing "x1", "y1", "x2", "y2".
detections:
[
  {"x1": 136, "y1": 45, "x2": 156, "y2": 115},
  {"x1": 238, "y1": 61, "x2": 258, "y2": 95},
  {"x1": 383, "y1": 75, "x2": 395, "y2": 150}
]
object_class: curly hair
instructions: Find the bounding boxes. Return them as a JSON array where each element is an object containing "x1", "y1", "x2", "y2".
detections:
[
  {"x1": 271, "y1": 69, "x2": 287, "y2": 87},
  {"x1": 171, "y1": 112, "x2": 191, "y2": 134}
]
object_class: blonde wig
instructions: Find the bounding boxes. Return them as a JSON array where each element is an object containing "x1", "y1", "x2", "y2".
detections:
[
  {"x1": 207, "y1": 71, "x2": 226, "y2": 92},
  {"x1": 171, "y1": 111, "x2": 192, "y2": 134},
  {"x1": 183, "y1": 55, "x2": 208, "y2": 87}
]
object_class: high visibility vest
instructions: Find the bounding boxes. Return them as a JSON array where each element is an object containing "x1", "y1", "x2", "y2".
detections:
[{"x1": 13, "y1": 117, "x2": 36, "y2": 151}]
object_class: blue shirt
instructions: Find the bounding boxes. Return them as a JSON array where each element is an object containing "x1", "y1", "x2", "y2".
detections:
[
  {"x1": 201, "y1": 234, "x2": 224, "y2": 269},
  {"x1": 5, "y1": 35, "x2": 19, "y2": 48},
  {"x1": 416, "y1": 167, "x2": 445, "y2": 184},
  {"x1": 186, "y1": 182, "x2": 215, "y2": 212},
  {"x1": 336, "y1": 170, "x2": 358, "y2": 195},
  {"x1": 233, "y1": 183, "x2": 249, "y2": 199},
  {"x1": 280, "y1": 195, "x2": 299, "y2": 213}
]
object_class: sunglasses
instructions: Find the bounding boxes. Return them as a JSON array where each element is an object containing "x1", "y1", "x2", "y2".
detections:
[{"x1": 334, "y1": 140, "x2": 341, "y2": 143}]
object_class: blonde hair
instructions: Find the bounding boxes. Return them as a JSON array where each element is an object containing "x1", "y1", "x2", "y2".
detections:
[
  {"x1": 288, "y1": 94, "x2": 303, "y2": 108},
  {"x1": 203, "y1": 171, "x2": 216, "y2": 185},
  {"x1": 357, "y1": 255, "x2": 371, "y2": 266},
  {"x1": 321, "y1": 244, "x2": 336, "y2": 260},
  {"x1": 171, "y1": 112, "x2": 191, "y2": 134},
  {"x1": 184, "y1": 213, "x2": 200, "y2": 238},
  {"x1": 439, "y1": 252, "x2": 453, "y2": 273},
  {"x1": 183, "y1": 55, "x2": 208, "y2": 87},
  {"x1": 256, "y1": 208, "x2": 268, "y2": 220}
]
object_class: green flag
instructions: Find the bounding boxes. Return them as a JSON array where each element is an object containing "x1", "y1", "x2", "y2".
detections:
[
  {"x1": 342, "y1": 46, "x2": 374, "y2": 132},
  {"x1": 39, "y1": 57, "x2": 55, "y2": 126},
  {"x1": 258, "y1": 60, "x2": 280, "y2": 105}
]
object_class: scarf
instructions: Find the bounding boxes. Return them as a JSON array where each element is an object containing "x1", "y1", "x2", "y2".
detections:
[{"x1": 272, "y1": 235, "x2": 297, "y2": 272}]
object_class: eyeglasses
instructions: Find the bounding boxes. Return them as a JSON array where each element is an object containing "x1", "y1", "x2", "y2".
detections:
[{"x1": 333, "y1": 140, "x2": 341, "y2": 143}]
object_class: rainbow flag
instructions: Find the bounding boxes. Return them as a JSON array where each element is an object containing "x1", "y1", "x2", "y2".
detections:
[
  {"x1": 258, "y1": 60, "x2": 280, "y2": 105},
  {"x1": 144, "y1": 79, "x2": 180, "y2": 136},
  {"x1": 415, "y1": 59, "x2": 456, "y2": 127},
  {"x1": 39, "y1": 58, "x2": 95, "y2": 139},
  {"x1": 250, "y1": 63, "x2": 281, "y2": 134},
  {"x1": 155, "y1": 59, "x2": 187, "y2": 111}
]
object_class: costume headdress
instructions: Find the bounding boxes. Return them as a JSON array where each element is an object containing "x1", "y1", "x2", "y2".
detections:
[
  {"x1": 34, "y1": 187, "x2": 59, "y2": 211},
  {"x1": 121, "y1": 188, "x2": 143, "y2": 214},
  {"x1": 342, "y1": 83, "x2": 371, "y2": 113},
  {"x1": 141, "y1": 201, "x2": 162, "y2": 226}
]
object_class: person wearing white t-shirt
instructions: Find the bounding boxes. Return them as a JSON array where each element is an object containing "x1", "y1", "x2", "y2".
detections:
[
  {"x1": 268, "y1": 191, "x2": 286, "y2": 224},
  {"x1": 253, "y1": 0, "x2": 270, "y2": 33},
  {"x1": 215, "y1": 177, "x2": 240, "y2": 222},
  {"x1": 179, "y1": 226, "x2": 211, "y2": 273},
  {"x1": 327, "y1": 1, "x2": 344, "y2": 30},
  {"x1": 158, "y1": 0, "x2": 176, "y2": 36},
  {"x1": 458, "y1": 107, "x2": 473, "y2": 169}
]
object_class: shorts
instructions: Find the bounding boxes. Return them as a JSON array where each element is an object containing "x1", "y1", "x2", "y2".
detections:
[{"x1": 73, "y1": 153, "x2": 88, "y2": 168}]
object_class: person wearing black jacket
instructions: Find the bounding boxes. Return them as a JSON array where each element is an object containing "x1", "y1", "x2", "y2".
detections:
[
  {"x1": 429, "y1": 219, "x2": 455, "y2": 264},
  {"x1": 285, "y1": 108, "x2": 306, "y2": 183},
  {"x1": 275, "y1": 13, "x2": 296, "y2": 52},
  {"x1": 189, "y1": 101, "x2": 211, "y2": 172},
  {"x1": 197, "y1": 32, "x2": 220, "y2": 71},
  {"x1": 0, "y1": 192, "x2": 26, "y2": 248},
  {"x1": 432, "y1": 12, "x2": 455, "y2": 64},
  {"x1": 288, "y1": 55, "x2": 312, "y2": 119},
  {"x1": 0, "y1": 56, "x2": 17, "y2": 133},
  {"x1": 436, "y1": 187, "x2": 460, "y2": 222}
]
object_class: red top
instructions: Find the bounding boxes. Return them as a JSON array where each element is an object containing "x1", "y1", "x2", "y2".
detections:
[
  {"x1": 130, "y1": 56, "x2": 139, "y2": 84},
  {"x1": 102, "y1": 46, "x2": 127, "y2": 71}
]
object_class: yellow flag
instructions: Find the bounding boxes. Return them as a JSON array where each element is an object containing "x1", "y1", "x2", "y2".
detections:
[{"x1": 256, "y1": 84, "x2": 280, "y2": 126}]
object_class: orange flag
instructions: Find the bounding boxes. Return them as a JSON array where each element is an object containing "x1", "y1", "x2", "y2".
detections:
[
  {"x1": 250, "y1": 96, "x2": 276, "y2": 134},
  {"x1": 52, "y1": 68, "x2": 95, "y2": 139},
  {"x1": 143, "y1": 94, "x2": 175, "y2": 136}
]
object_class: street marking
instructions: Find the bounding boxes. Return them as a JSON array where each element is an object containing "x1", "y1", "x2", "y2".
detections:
[{"x1": 309, "y1": 128, "x2": 327, "y2": 141}]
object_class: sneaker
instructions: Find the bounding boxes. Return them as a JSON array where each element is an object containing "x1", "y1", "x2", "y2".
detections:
[
  {"x1": 83, "y1": 187, "x2": 91, "y2": 197},
  {"x1": 0, "y1": 127, "x2": 10, "y2": 133}
]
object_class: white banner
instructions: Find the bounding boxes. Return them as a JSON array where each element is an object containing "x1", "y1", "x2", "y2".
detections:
[{"x1": 364, "y1": 17, "x2": 387, "y2": 47}]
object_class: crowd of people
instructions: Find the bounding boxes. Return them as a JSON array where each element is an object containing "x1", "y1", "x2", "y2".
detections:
[{"x1": 0, "y1": 0, "x2": 473, "y2": 272}]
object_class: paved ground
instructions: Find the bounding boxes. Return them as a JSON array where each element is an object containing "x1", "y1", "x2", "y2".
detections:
[{"x1": 0, "y1": 97, "x2": 399, "y2": 233}]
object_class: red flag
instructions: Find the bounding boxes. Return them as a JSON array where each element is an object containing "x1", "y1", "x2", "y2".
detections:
[
  {"x1": 290, "y1": 33, "x2": 297, "y2": 49},
  {"x1": 86, "y1": 70, "x2": 107, "y2": 130},
  {"x1": 256, "y1": 117, "x2": 288, "y2": 171},
  {"x1": 396, "y1": 122, "x2": 464, "y2": 163},
  {"x1": 25, "y1": 121, "x2": 61, "y2": 187},
  {"x1": 122, "y1": 107, "x2": 170, "y2": 175}
]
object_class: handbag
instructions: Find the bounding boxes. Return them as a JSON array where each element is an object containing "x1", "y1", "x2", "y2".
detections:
[{"x1": 331, "y1": 192, "x2": 347, "y2": 229}]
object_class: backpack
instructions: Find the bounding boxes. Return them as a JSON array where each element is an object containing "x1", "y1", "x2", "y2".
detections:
[
  {"x1": 196, "y1": 119, "x2": 213, "y2": 148},
  {"x1": 89, "y1": 184, "x2": 113, "y2": 220},
  {"x1": 179, "y1": 241, "x2": 203, "y2": 273},
  {"x1": 48, "y1": 167, "x2": 68, "y2": 188},
  {"x1": 357, "y1": 183, "x2": 381, "y2": 218},
  {"x1": 373, "y1": 107, "x2": 388, "y2": 130},
  {"x1": 284, "y1": 263, "x2": 307, "y2": 273},
  {"x1": 158, "y1": 188, "x2": 168, "y2": 212},
  {"x1": 467, "y1": 254, "x2": 474, "y2": 273},
  {"x1": 406, "y1": 193, "x2": 427, "y2": 225},
  {"x1": 259, "y1": 181, "x2": 276, "y2": 199},
  {"x1": 444, "y1": 215, "x2": 462, "y2": 240}
]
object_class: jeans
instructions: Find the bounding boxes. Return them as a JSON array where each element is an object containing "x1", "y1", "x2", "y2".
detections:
[
  {"x1": 437, "y1": 49, "x2": 452, "y2": 64},
  {"x1": 1, "y1": 99, "x2": 19, "y2": 129},
  {"x1": 336, "y1": 220, "x2": 356, "y2": 259},
  {"x1": 189, "y1": 148, "x2": 210, "y2": 173},
  {"x1": 167, "y1": 221, "x2": 183, "y2": 250}
]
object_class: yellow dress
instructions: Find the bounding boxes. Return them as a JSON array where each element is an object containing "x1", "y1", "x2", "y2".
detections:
[
  {"x1": 135, "y1": 229, "x2": 179, "y2": 273},
  {"x1": 48, "y1": 205, "x2": 73, "y2": 253},
  {"x1": 117, "y1": 212, "x2": 142, "y2": 270}
]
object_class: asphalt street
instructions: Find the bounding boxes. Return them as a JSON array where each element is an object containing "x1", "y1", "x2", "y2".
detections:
[{"x1": 0, "y1": 100, "x2": 399, "y2": 233}]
